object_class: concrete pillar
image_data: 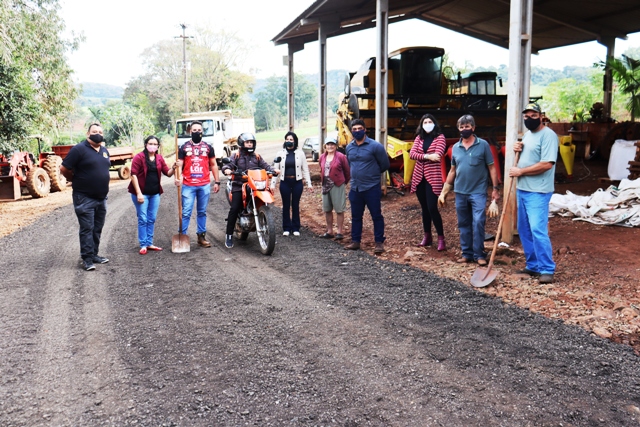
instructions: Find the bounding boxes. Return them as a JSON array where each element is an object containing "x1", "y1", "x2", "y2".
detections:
[
  {"x1": 599, "y1": 37, "x2": 615, "y2": 121},
  {"x1": 318, "y1": 22, "x2": 339, "y2": 153},
  {"x1": 503, "y1": 0, "x2": 533, "y2": 243},
  {"x1": 376, "y1": 0, "x2": 389, "y2": 189},
  {"x1": 286, "y1": 44, "x2": 304, "y2": 131}
]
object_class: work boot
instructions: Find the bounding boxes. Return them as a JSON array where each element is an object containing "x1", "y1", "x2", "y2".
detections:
[
  {"x1": 539, "y1": 274, "x2": 554, "y2": 284},
  {"x1": 345, "y1": 241, "x2": 360, "y2": 250},
  {"x1": 374, "y1": 242, "x2": 385, "y2": 254},
  {"x1": 417, "y1": 233, "x2": 432, "y2": 247},
  {"x1": 197, "y1": 232, "x2": 211, "y2": 248},
  {"x1": 437, "y1": 235, "x2": 446, "y2": 251}
]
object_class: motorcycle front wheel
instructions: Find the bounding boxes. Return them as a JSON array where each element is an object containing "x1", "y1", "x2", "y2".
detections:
[{"x1": 257, "y1": 205, "x2": 276, "y2": 255}]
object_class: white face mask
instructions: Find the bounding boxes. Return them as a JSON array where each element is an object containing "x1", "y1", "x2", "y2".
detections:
[{"x1": 423, "y1": 123, "x2": 435, "y2": 133}]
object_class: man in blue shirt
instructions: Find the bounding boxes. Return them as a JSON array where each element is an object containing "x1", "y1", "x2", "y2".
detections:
[
  {"x1": 509, "y1": 103, "x2": 558, "y2": 284},
  {"x1": 439, "y1": 115, "x2": 500, "y2": 265},
  {"x1": 344, "y1": 119, "x2": 390, "y2": 253}
]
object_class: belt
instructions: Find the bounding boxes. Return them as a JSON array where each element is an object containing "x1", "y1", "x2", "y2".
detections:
[{"x1": 285, "y1": 175, "x2": 296, "y2": 179}]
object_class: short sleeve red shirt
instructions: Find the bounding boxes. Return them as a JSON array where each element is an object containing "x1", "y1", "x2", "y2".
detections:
[{"x1": 179, "y1": 141, "x2": 215, "y2": 186}]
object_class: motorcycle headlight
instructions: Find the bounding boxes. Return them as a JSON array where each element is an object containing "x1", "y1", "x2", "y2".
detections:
[{"x1": 254, "y1": 180, "x2": 267, "y2": 190}]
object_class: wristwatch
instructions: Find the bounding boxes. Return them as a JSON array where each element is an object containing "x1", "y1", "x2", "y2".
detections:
[
  {"x1": 493, "y1": 185, "x2": 500, "y2": 190},
  {"x1": 214, "y1": 181, "x2": 221, "y2": 185}
]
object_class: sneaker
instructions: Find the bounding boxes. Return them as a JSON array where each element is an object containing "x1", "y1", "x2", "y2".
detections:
[
  {"x1": 92, "y1": 255, "x2": 109, "y2": 264},
  {"x1": 345, "y1": 242, "x2": 360, "y2": 250},
  {"x1": 293, "y1": 231, "x2": 300, "y2": 236},
  {"x1": 82, "y1": 259, "x2": 96, "y2": 271},
  {"x1": 539, "y1": 274, "x2": 554, "y2": 284},
  {"x1": 374, "y1": 242, "x2": 385, "y2": 254},
  {"x1": 225, "y1": 234, "x2": 234, "y2": 248},
  {"x1": 283, "y1": 231, "x2": 290, "y2": 236}
]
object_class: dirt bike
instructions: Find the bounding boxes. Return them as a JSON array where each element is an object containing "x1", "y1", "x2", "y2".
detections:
[{"x1": 222, "y1": 157, "x2": 281, "y2": 255}]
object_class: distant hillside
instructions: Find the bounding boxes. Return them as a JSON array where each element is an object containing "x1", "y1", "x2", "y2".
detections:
[{"x1": 80, "y1": 82, "x2": 124, "y2": 99}]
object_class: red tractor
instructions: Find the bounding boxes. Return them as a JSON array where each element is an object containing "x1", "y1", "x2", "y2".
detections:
[{"x1": 0, "y1": 137, "x2": 68, "y2": 200}]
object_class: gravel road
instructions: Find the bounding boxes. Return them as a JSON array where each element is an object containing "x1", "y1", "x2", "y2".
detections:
[{"x1": 1, "y1": 178, "x2": 640, "y2": 426}]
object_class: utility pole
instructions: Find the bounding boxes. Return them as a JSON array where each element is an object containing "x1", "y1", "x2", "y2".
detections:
[{"x1": 176, "y1": 24, "x2": 193, "y2": 114}]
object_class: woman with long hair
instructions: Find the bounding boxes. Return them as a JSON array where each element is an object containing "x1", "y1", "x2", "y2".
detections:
[
  {"x1": 409, "y1": 114, "x2": 447, "y2": 250},
  {"x1": 128, "y1": 135, "x2": 175, "y2": 254}
]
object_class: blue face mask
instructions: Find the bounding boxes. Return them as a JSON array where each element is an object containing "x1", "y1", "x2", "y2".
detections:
[{"x1": 352, "y1": 129, "x2": 366, "y2": 141}]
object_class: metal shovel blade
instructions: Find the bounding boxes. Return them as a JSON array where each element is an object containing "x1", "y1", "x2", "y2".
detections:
[
  {"x1": 171, "y1": 233, "x2": 190, "y2": 253},
  {"x1": 470, "y1": 267, "x2": 498, "y2": 288}
]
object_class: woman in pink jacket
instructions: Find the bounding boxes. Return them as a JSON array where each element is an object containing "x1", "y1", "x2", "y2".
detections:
[
  {"x1": 318, "y1": 137, "x2": 350, "y2": 239},
  {"x1": 409, "y1": 114, "x2": 447, "y2": 250}
]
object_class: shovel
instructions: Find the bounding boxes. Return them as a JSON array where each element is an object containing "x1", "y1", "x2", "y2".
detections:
[
  {"x1": 172, "y1": 134, "x2": 190, "y2": 253},
  {"x1": 470, "y1": 152, "x2": 520, "y2": 288}
]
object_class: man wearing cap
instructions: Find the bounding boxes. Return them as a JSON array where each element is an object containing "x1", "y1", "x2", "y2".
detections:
[{"x1": 509, "y1": 103, "x2": 559, "y2": 284}]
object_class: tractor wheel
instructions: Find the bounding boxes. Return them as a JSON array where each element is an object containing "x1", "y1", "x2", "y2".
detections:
[
  {"x1": 117, "y1": 165, "x2": 131, "y2": 180},
  {"x1": 26, "y1": 167, "x2": 51, "y2": 198},
  {"x1": 43, "y1": 155, "x2": 67, "y2": 192}
]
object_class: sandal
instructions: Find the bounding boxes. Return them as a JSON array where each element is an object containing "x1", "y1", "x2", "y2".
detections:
[
  {"x1": 334, "y1": 233, "x2": 344, "y2": 240},
  {"x1": 321, "y1": 232, "x2": 334, "y2": 238},
  {"x1": 139, "y1": 247, "x2": 148, "y2": 255},
  {"x1": 147, "y1": 245, "x2": 163, "y2": 251}
]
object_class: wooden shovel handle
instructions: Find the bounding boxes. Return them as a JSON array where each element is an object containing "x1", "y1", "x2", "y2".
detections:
[
  {"x1": 486, "y1": 151, "x2": 520, "y2": 270},
  {"x1": 175, "y1": 134, "x2": 183, "y2": 234}
]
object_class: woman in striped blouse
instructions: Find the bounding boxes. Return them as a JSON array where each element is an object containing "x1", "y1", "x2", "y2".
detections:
[{"x1": 409, "y1": 114, "x2": 447, "y2": 251}]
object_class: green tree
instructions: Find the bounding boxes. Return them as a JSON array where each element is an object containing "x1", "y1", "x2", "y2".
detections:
[
  {"x1": 252, "y1": 74, "x2": 317, "y2": 131},
  {"x1": 124, "y1": 28, "x2": 253, "y2": 132},
  {"x1": 89, "y1": 103, "x2": 154, "y2": 147},
  {"x1": 0, "y1": 0, "x2": 79, "y2": 153},
  {"x1": 604, "y1": 54, "x2": 640, "y2": 121},
  {"x1": 541, "y1": 71, "x2": 603, "y2": 122}
]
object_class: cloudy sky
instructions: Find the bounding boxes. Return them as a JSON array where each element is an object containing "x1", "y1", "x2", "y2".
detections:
[{"x1": 59, "y1": 0, "x2": 640, "y2": 87}]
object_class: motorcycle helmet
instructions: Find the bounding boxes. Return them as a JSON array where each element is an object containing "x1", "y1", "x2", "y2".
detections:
[{"x1": 238, "y1": 132, "x2": 256, "y2": 153}]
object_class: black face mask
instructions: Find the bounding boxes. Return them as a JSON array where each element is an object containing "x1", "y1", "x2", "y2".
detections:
[
  {"x1": 524, "y1": 117, "x2": 541, "y2": 131},
  {"x1": 191, "y1": 132, "x2": 203, "y2": 143},
  {"x1": 88, "y1": 134, "x2": 104, "y2": 143},
  {"x1": 460, "y1": 129, "x2": 473, "y2": 139},
  {"x1": 285, "y1": 141, "x2": 294, "y2": 149}
]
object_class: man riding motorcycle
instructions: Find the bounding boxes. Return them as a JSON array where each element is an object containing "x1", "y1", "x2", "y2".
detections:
[{"x1": 222, "y1": 132, "x2": 277, "y2": 248}]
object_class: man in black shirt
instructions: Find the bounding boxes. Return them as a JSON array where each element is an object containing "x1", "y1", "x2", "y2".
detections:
[{"x1": 60, "y1": 123, "x2": 111, "y2": 271}]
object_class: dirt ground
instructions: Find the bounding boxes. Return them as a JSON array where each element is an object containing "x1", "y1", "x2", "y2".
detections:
[
  {"x1": 1, "y1": 159, "x2": 639, "y2": 358},
  {"x1": 2, "y1": 163, "x2": 640, "y2": 425}
]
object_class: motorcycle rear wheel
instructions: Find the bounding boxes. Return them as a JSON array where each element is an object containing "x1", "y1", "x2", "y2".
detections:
[{"x1": 257, "y1": 205, "x2": 276, "y2": 255}]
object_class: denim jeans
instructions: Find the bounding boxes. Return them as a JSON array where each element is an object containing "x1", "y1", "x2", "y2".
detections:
[
  {"x1": 349, "y1": 186, "x2": 385, "y2": 243},
  {"x1": 72, "y1": 192, "x2": 107, "y2": 261},
  {"x1": 279, "y1": 178, "x2": 303, "y2": 232},
  {"x1": 181, "y1": 183, "x2": 211, "y2": 234},
  {"x1": 455, "y1": 192, "x2": 487, "y2": 261},
  {"x1": 131, "y1": 193, "x2": 160, "y2": 248},
  {"x1": 517, "y1": 189, "x2": 555, "y2": 274}
]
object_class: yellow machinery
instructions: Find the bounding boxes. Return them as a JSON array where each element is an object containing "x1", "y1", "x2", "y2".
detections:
[{"x1": 558, "y1": 135, "x2": 575, "y2": 180}]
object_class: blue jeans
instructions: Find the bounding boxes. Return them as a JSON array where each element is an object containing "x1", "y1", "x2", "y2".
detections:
[
  {"x1": 181, "y1": 183, "x2": 211, "y2": 234},
  {"x1": 131, "y1": 193, "x2": 160, "y2": 248},
  {"x1": 72, "y1": 192, "x2": 107, "y2": 261},
  {"x1": 517, "y1": 189, "x2": 555, "y2": 275},
  {"x1": 279, "y1": 178, "x2": 303, "y2": 232},
  {"x1": 455, "y1": 192, "x2": 487, "y2": 261},
  {"x1": 349, "y1": 186, "x2": 385, "y2": 243}
]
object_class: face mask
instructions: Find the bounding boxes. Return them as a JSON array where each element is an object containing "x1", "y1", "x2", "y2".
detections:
[
  {"x1": 460, "y1": 129, "x2": 474, "y2": 139},
  {"x1": 285, "y1": 141, "x2": 294, "y2": 149},
  {"x1": 352, "y1": 129, "x2": 366, "y2": 141},
  {"x1": 423, "y1": 123, "x2": 435, "y2": 133},
  {"x1": 88, "y1": 134, "x2": 103, "y2": 143},
  {"x1": 524, "y1": 117, "x2": 541, "y2": 131},
  {"x1": 146, "y1": 145, "x2": 158, "y2": 153},
  {"x1": 191, "y1": 132, "x2": 202, "y2": 143}
]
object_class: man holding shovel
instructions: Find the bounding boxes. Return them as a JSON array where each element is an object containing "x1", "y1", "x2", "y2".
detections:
[
  {"x1": 509, "y1": 103, "x2": 558, "y2": 284},
  {"x1": 175, "y1": 121, "x2": 220, "y2": 247}
]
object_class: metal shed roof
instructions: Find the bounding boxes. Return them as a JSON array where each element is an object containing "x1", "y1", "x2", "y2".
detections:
[{"x1": 272, "y1": 0, "x2": 640, "y2": 53}]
